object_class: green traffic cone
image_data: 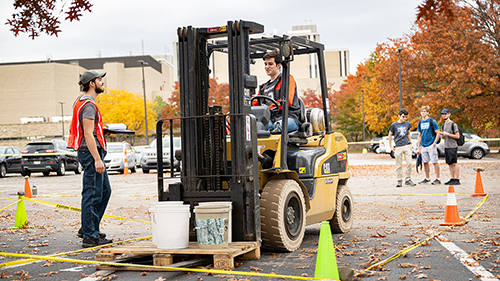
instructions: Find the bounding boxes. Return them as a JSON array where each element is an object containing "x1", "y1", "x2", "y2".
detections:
[
  {"x1": 314, "y1": 221, "x2": 340, "y2": 280},
  {"x1": 13, "y1": 197, "x2": 29, "y2": 229}
]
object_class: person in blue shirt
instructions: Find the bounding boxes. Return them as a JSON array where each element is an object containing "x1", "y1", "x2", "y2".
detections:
[{"x1": 416, "y1": 106, "x2": 441, "y2": 185}]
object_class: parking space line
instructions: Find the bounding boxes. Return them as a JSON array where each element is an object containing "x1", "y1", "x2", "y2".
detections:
[{"x1": 436, "y1": 238, "x2": 499, "y2": 281}]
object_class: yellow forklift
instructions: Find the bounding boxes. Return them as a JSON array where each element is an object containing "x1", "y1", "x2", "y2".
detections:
[{"x1": 156, "y1": 20, "x2": 353, "y2": 252}]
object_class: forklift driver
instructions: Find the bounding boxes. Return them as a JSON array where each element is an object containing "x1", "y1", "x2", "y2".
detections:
[{"x1": 252, "y1": 50, "x2": 301, "y2": 133}]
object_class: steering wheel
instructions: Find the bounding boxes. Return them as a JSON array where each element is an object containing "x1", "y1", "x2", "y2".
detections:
[{"x1": 250, "y1": 96, "x2": 280, "y2": 116}]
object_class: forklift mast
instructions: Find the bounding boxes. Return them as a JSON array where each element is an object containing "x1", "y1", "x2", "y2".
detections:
[{"x1": 157, "y1": 21, "x2": 263, "y2": 242}]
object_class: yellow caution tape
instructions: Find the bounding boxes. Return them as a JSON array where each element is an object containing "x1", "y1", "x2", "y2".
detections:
[
  {"x1": 354, "y1": 193, "x2": 469, "y2": 197},
  {"x1": 347, "y1": 137, "x2": 500, "y2": 145},
  {"x1": 22, "y1": 196, "x2": 151, "y2": 224},
  {"x1": 33, "y1": 194, "x2": 155, "y2": 198},
  {"x1": 0, "y1": 199, "x2": 20, "y2": 213},
  {"x1": 0, "y1": 235, "x2": 152, "y2": 268},
  {"x1": 355, "y1": 195, "x2": 489, "y2": 276},
  {"x1": 0, "y1": 196, "x2": 19, "y2": 201},
  {"x1": 0, "y1": 251, "x2": 330, "y2": 280}
]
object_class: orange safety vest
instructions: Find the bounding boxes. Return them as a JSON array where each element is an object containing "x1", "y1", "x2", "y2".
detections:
[{"x1": 68, "y1": 96, "x2": 106, "y2": 151}]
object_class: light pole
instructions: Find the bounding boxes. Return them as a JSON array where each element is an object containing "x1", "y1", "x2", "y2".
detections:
[
  {"x1": 138, "y1": 60, "x2": 149, "y2": 145},
  {"x1": 59, "y1": 102, "x2": 65, "y2": 140},
  {"x1": 397, "y1": 48, "x2": 403, "y2": 110},
  {"x1": 361, "y1": 90, "x2": 365, "y2": 147}
]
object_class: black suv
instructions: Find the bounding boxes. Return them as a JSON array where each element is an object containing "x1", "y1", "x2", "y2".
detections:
[{"x1": 21, "y1": 140, "x2": 82, "y2": 176}]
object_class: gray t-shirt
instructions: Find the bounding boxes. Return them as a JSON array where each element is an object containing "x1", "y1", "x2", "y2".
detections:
[
  {"x1": 389, "y1": 121, "x2": 412, "y2": 147},
  {"x1": 442, "y1": 121, "x2": 458, "y2": 148},
  {"x1": 78, "y1": 96, "x2": 101, "y2": 148}
]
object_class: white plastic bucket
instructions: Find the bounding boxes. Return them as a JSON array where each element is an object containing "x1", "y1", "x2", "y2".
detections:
[
  {"x1": 150, "y1": 202, "x2": 190, "y2": 249},
  {"x1": 197, "y1": 202, "x2": 232, "y2": 242},
  {"x1": 194, "y1": 203, "x2": 231, "y2": 248},
  {"x1": 149, "y1": 201, "x2": 184, "y2": 246}
]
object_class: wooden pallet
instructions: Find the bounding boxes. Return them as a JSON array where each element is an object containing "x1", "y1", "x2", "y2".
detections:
[{"x1": 95, "y1": 241, "x2": 260, "y2": 271}]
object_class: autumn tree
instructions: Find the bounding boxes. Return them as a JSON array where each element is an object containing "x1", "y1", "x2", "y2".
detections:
[
  {"x1": 6, "y1": 0, "x2": 93, "y2": 39},
  {"x1": 160, "y1": 79, "x2": 230, "y2": 131},
  {"x1": 97, "y1": 88, "x2": 156, "y2": 137},
  {"x1": 407, "y1": 1, "x2": 500, "y2": 130}
]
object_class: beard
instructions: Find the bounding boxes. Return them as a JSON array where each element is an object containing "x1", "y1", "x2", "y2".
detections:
[{"x1": 96, "y1": 86, "x2": 104, "y2": 94}]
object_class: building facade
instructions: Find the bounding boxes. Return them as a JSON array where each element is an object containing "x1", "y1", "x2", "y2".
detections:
[{"x1": 0, "y1": 55, "x2": 174, "y2": 126}]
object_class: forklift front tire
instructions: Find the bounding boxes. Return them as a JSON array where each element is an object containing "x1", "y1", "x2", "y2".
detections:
[{"x1": 260, "y1": 179, "x2": 306, "y2": 252}]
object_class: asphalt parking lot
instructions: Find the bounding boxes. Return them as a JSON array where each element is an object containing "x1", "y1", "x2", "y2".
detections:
[{"x1": 0, "y1": 152, "x2": 499, "y2": 281}]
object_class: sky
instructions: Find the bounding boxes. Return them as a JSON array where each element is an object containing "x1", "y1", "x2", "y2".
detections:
[{"x1": 0, "y1": 0, "x2": 421, "y2": 73}]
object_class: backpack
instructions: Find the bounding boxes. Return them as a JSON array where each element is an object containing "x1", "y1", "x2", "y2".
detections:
[
  {"x1": 418, "y1": 118, "x2": 441, "y2": 144},
  {"x1": 442, "y1": 121, "x2": 465, "y2": 146}
]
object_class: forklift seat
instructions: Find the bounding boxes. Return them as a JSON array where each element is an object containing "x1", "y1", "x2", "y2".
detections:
[{"x1": 288, "y1": 98, "x2": 313, "y2": 145}]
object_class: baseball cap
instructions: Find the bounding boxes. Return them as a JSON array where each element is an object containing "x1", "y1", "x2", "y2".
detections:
[
  {"x1": 79, "y1": 70, "x2": 106, "y2": 85},
  {"x1": 441, "y1": 108, "x2": 451, "y2": 114}
]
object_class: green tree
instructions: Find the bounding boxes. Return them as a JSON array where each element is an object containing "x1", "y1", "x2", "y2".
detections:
[{"x1": 153, "y1": 96, "x2": 167, "y2": 120}]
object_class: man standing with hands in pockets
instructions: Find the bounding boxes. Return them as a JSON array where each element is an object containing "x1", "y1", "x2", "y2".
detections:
[{"x1": 388, "y1": 109, "x2": 416, "y2": 188}]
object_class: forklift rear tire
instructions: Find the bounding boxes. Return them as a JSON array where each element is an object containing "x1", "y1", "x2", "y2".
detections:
[
  {"x1": 330, "y1": 185, "x2": 353, "y2": 233},
  {"x1": 260, "y1": 179, "x2": 306, "y2": 252}
]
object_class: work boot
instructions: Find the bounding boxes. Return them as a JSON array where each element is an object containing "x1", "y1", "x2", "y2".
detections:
[
  {"x1": 418, "y1": 179, "x2": 430, "y2": 184},
  {"x1": 405, "y1": 180, "x2": 416, "y2": 186},
  {"x1": 396, "y1": 180, "x2": 403, "y2": 187},
  {"x1": 82, "y1": 236, "x2": 113, "y2": 248},
  {"x1": 77, "y1": 228, "x2": 106, "y2": 239},
  {"x1": 431, "y1": 179, "x2": 441, "y2": 185}
]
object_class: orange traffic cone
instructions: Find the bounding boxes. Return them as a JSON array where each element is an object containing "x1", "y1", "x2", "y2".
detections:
[
  {"x1": 123, "y1": 148, "x2": 129, "y2": 175},
  {"x1": 472, "y1": 167, "x2": 486, "y2": 197},
  {"x1": 440, "y1": 185, "x2": 466, "y2": 226},
  {"x1": 24, "y1": 176, "x2": 33, "y2": 198}
]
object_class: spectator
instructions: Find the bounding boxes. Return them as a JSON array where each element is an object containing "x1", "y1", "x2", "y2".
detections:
[
  {"x1": 439, "y1": 109, "x2": 460, "y2": 185},
  {"x1": 416, "y1": 106, "x2": 441, "y2": 185},
  {"x1": 388, "y1": 109, "x2": 416, "y2": 187}
]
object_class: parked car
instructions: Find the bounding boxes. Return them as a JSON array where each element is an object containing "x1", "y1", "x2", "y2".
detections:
[
  {"x1": 132, "y1": 145, "x2": 148, "y2": 168},
  {"x1": 0, "y1": 146, "x2": 25, "y2": 177},
  {"x1": 141, "y1": 137, "x2": 181, "y2": 174},
  {"x1": 104, "y1": 142, "x2": 137, "y2": 173},
  {"x1": 368, "y1": 137, "x2": 383, "y2": 153},
  {"x1": 21, "y1": 140, "x2": 82, "y2": 176},
  {"x1": 436, "y1": 133, "x2": 490, "y2": 159}
]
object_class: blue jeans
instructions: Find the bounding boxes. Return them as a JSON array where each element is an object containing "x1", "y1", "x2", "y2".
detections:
[
  {"x1": 78, "y1": 146, "x2": 111, "y2": 239},
  {"x1": 268, "y1": 118, "x2": 299, "y2": 133}
]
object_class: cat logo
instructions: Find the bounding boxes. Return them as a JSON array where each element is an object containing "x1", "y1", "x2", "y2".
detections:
[
  {"x1": 299, "y1": 167, "x2": 306, "y2": 174},
  {"x1": 323, "y1": 163, "x2": 330, "y2": 174},
  {"x1": 337, "y1": 152, "x2": 347, "y2": 161}
]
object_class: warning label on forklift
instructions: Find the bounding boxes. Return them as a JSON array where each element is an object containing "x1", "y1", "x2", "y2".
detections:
[{"x1": 246, "y1": 116, "x2": 251, "y2": 141}]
